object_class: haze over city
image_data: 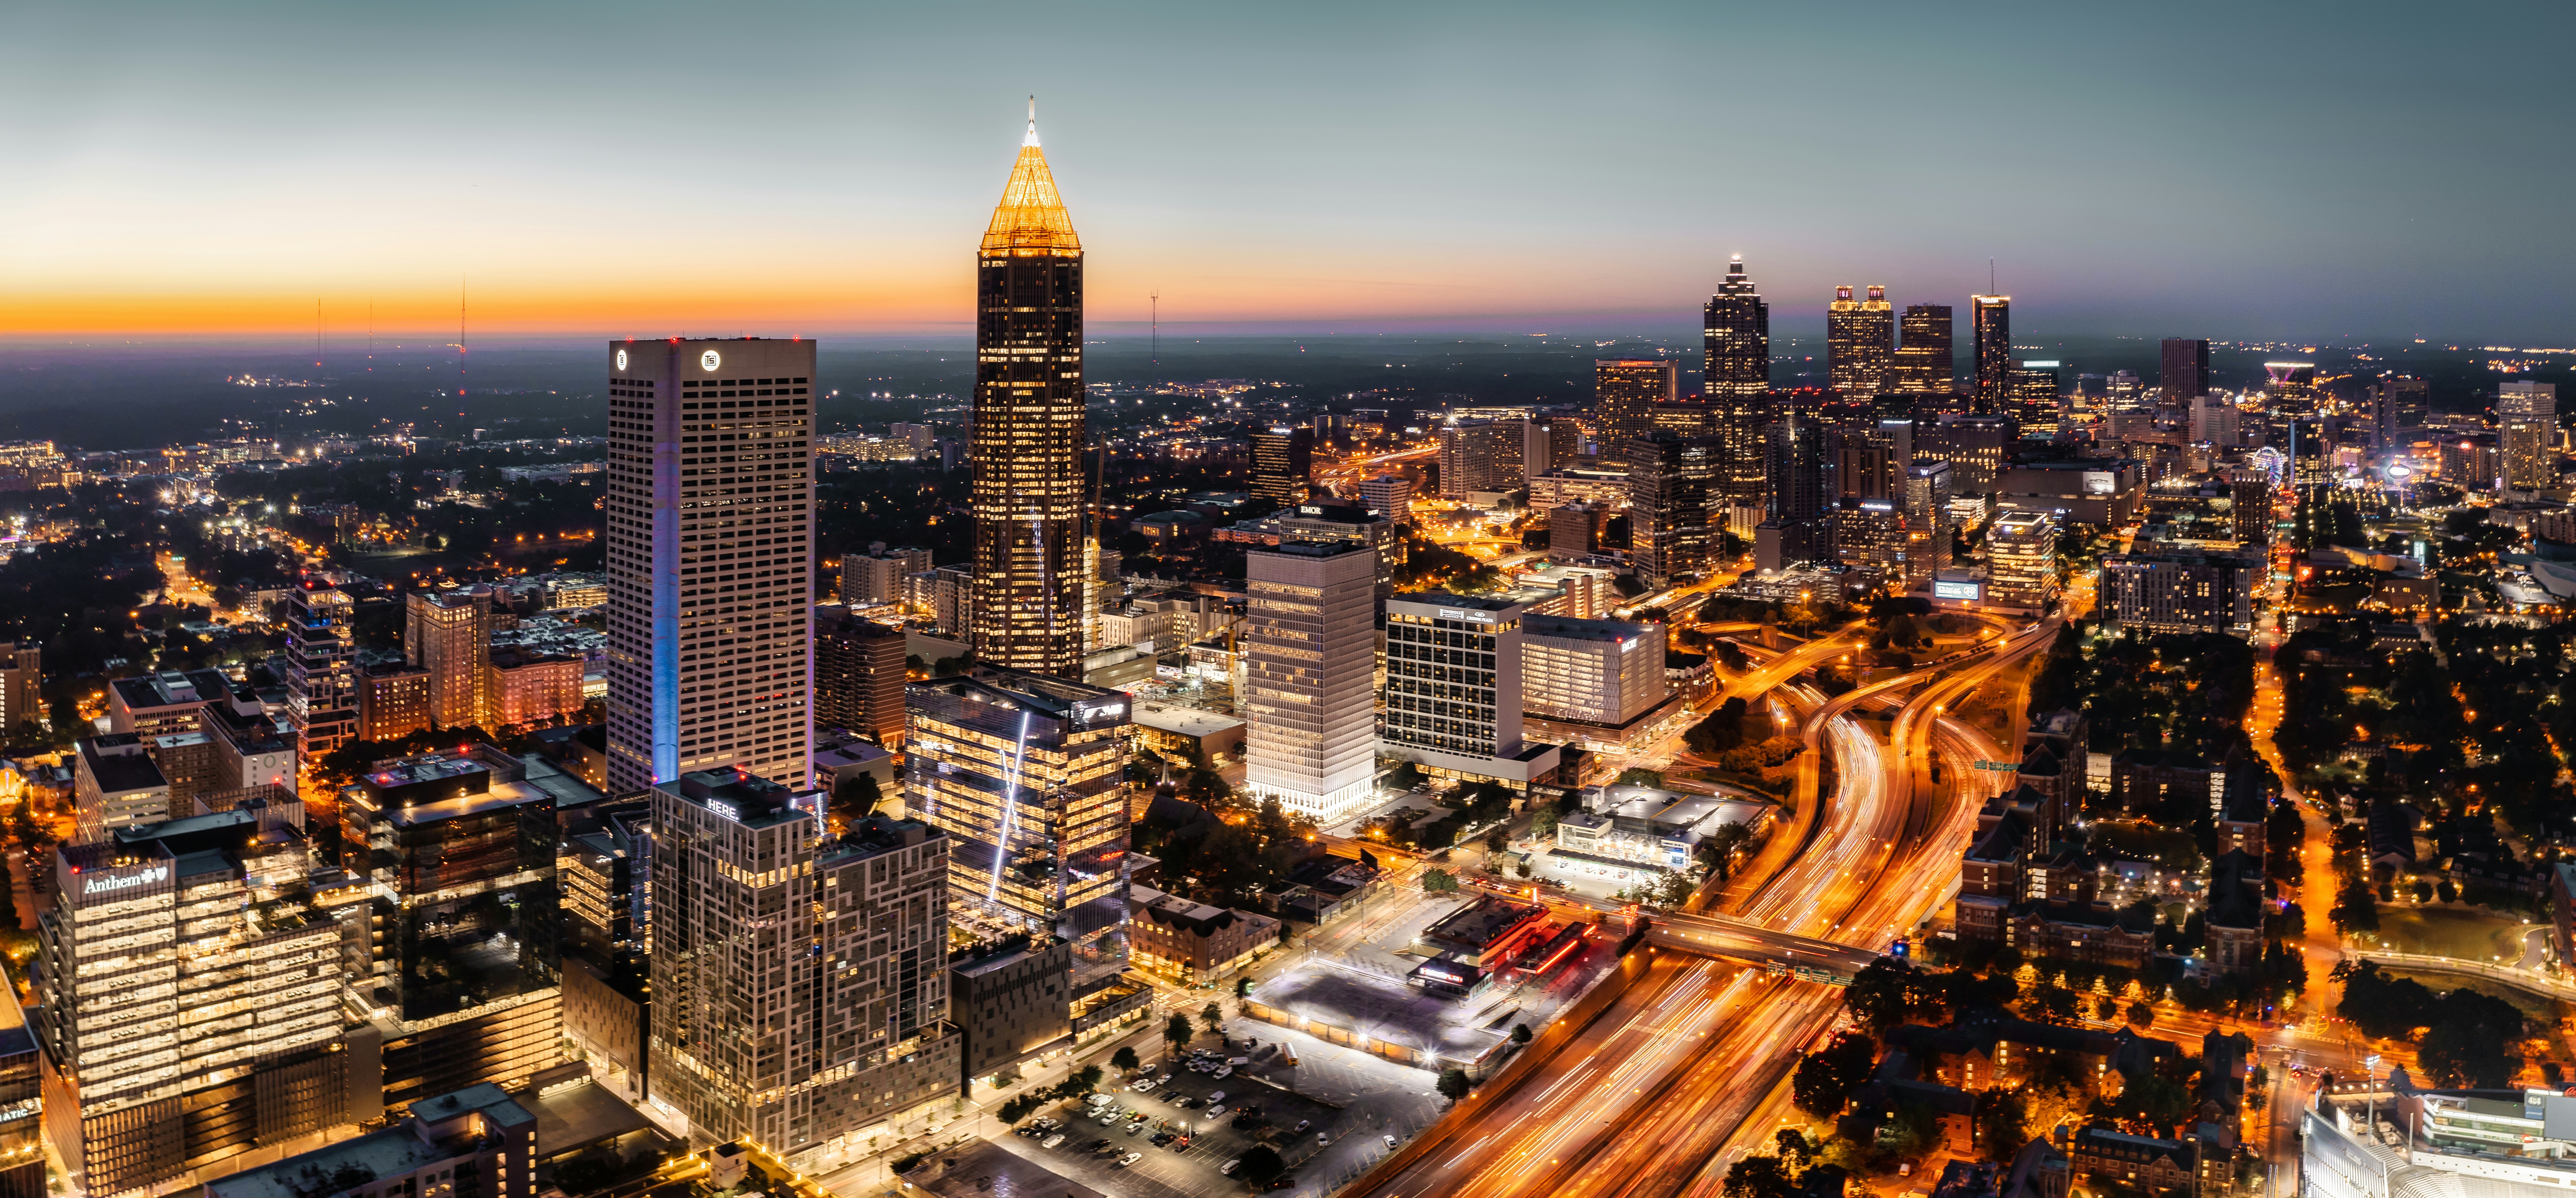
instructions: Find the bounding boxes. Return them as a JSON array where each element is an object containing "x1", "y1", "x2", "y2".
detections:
[{"x1": 6, "y1": 2, "x2": 2572, "y2": 341}]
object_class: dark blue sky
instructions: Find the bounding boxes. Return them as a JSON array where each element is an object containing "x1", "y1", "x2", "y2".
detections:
[{"x1": 3, "y1": 1, "x2": 2567, "y2": 341}]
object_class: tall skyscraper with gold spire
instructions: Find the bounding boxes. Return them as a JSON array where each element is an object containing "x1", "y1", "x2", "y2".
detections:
[{"x1": 969, "y1": 101, "x2": 1086, "y2": 676}]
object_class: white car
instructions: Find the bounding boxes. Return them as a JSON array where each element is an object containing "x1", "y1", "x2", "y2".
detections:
[
  {"x1": 1206, "y1": 1091, "x2": 1226, "y2": 1104},
  {"x1": 1383, "y1": 1134, "x2": 1398, "y2": 1147},
  {"x1": 1041, "y1": 1133, "x2": 1066, "y2": 1149},
  {"x1": 1132, "y1": 1079, "x2": 1158, "y2": 1093},
  {"x1": 1221, "y1": 1159, "x2": 1242, "y2": 1176},
  {"x1": 1318, "y1": 1132, "x2": 1331, "y2": 1145},
  {"x1": 1204, "y1": 1106, "x2": 1227, "y2": 1120},
  {"x1": 1116, "y1": 1152, "x2": 1143, "y2": 1168},
  {"x1": 1212, "y1": 1065, "x2": 1233, "y2": 1079}
]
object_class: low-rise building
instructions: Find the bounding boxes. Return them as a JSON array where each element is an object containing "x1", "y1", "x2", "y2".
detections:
[
  {"x1": 201, "y1": 1084, "x2": 536, "y2": 1198},
  {"x1": 949, "y1": 935, "x2": 1072, "y2": 1092},
  {"x1": 1128, "y1": 886, "x2": 1280, "y2": 984}
]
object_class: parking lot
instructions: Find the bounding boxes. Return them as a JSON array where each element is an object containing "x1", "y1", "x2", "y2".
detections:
[{"x1": 988, "y1": 1031, "x2": 1440, "y2": 1198}]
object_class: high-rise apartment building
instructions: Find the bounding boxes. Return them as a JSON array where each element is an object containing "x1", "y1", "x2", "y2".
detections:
[
  {"x1": 1437, "y1": 419, "x2": 1525, "y2": 497},
  {"x1": 1826, "y1": 285, "x2": 1895, "y2": 397},
  {"x1": 1986, "y1": 511, "x2": 2059, "y2": 610},
  {"x1": 603, "y1": 337, "x2": 816, "y2": 793},
  {"x1": 815, "y1": 605, "x2": 908, "y2": 744},
  {"x1": 1519, "y1": 614, "x2": 1674, "y2": 748},
  {"x1": 39, "y1": 799, "x2": 379, "y2": 1197},
  {"x1": 842, "y1": 544, "x2": 931, "y2": 606},
  {"x1": 285, "y1": 580, "x2": 358, "y2": 759},
  {"x1": 1704, "y1": 257, "x2": 1772, "y2": 533},
  {"x1": 1593, "y1": 359, "x2": 1678, "y2": 461},
  {"x1": 907, "y1": 667, "x2": 1130, "y2": 943},
  {"x1": 1380, "y1": 593, "x2": 1559, "y2": 788},
  {"x1": 2500, "y1": 380, "x2": 2559, "y2": 491},
  {"x1": 2100, "y1": 549, "x2": 2260, "y2": 636},
  {"x1": 2160, "y1": 338, "x2": 2210, "y2": 406},
  {"x1": 0, "y1": 641, "x2": 38, "y2": 734},
  {"x1": 649, "y1": 771, "x2": 960, "y2": 1163},
  {"x1": 1359, "y1": 474, "x2": 1413, "y2": 524},
  {"x1": 1892, "y1": 304, "x2": 1955, "y2": 394},
  {"x1": 357, "y1": 664, "x2": 434, "y2": 741},
  {"x1": 2369, "y1": 376, "x2": 2429, "y2": 445},
  {"x1": 1549, "y1": 503, "x2": 1600, "y2": 561},
  {"x1": 1918, "y1": 413, "x2": 2010, "y2": 496},
  {"x1": 2009, "y1": 360, "x2": 2060, "y2": 432},
  {"x1": 969, "y1": 110, "x2": 1087, "y2": 678},
  {"x1": 1758, "y1": 409, "x2": 1829, "y2": 572},
  {"x1": 338, "y1": 746, "x2": 587, "y2": 1110},
  {"x1": 407, "y1": 586, "x2": 497, "y2": 729},
  {"x1": 1627, "y1": 432, "x2": 1719, "y2": 586},
  {"x1": 1241, "y1": 542, "x2": 1378, "y2": 825},
  {"x1": 1522, "y1": 417, "x2": 1579, "y2": 480},
  {"x1": 1970, "y1": 295, "x2": 2010, "y2": 414},
  {"x1": 1252, "y1": 426, "x2": 1314, "y2": 505}
]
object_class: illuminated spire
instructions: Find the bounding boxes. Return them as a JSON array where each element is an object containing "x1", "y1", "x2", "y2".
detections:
[{"x1": 984, "y1": 98, "x2": 1079, "y2": 255}]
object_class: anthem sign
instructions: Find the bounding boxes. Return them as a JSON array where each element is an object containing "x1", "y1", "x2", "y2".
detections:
[{"x1": 78, "y1": 863, "x2": 169, "y2": 899}]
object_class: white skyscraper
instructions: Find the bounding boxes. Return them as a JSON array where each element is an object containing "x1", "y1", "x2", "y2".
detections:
[
  {"x1": 604, "y1": 338, "x2": 817, "y2": 792},
  {"x1": 1243, "y1": 541, "x2": 1379, "y2": 824}
]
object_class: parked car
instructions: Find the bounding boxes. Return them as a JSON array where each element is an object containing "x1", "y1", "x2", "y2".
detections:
[
  {"x1": 1294, "y1": 1119, "x2": 1312, "y2": 1133},
  {"x1": 1041, "y1": 1133, "x2": 1066, "y2": 1149},
  {"x1": 1318, "y1": 1132, "x2": 1331, "y2": 1145},
  {"x1": 1171, "y1": 1096, "x2": 1197, "y2": 1108},
  {"x1": 1213, "y1": 1065, "x2": 1233, "y2": 1079},
  {"x1": 1384, "y1": 1134, "x2": 1399, "y2": 1147},
  {"x1": 1205, "y1": 1106, "x2": 1228, "y2": 1120},
  {"x1": 1116, "y1": 1152, "x2": 1142, "y2": 1168},
  {"x1": 1267, "y1": 1177, "x2": 1297, "y2": 1191},
  {"x1": 1221, "y1": 1160, "x2": 1242, "y2": 1176},
  {"x1": 1206, "y1": 1091, "x2": 1226, "y2": 1104},
  {"x1": 1125, "y1": 1120, "x2": 1146, "y2": 1135}
]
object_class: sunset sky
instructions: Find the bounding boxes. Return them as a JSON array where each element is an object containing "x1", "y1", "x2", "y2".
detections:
[{"x1": 5, "y1": 1, "x2": 2568, "y2": 341}]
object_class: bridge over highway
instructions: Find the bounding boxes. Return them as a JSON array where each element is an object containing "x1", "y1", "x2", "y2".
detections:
[{"x1": 1646, "y1": 910, "x2": 1884, "y2": 975}]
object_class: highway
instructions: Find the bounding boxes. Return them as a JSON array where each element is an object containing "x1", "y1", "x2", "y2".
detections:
[{"x1": 1355, "y1": 617, "x2": 2054, "y2": 1198}]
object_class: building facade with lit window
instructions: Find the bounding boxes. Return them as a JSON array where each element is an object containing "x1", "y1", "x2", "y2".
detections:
[
  {"x1": 286, "y1": 581, "x2": 359, "y2": 759},
  {"x1": 1985, "y1": 511, "x2": 2059, "y2": 610},
  {"x1": 2501, "y1": 380, "x2": 2559, "y2": 491},
  {"x1": 1892, "y1": 304, "x2": 1954, "y2": 395},
  {"x1": 968, "y1": 111, "x2": 1088, "y2": 678},
  {"x1": 1970, "y1": 295, "x2": 2010, "y2": 415},
  {"x1": 1826, "y1": 285, "x2": 1894, "y2": 397},
  {"x1": 1242, "y1": 542, "x2": 1380, "y2": 825},
  {"x1": 1252, "y1": 426, "x2": 1314, "y2": 505},
  {"x1": 1704, "y1": 256, "x2": 1772, "y2": 534},
  {"x1": 1380, "y1": 592, "x2": 1561, "y2": 788},
  {"x1": 1518, "y1": 615, "x2": 1678, "y2": 751},
  {"x1": 2100, "y1": 549, "x2": 2259, "y2": 637},
  {"x1": 648, "y1": 769, "x2": 959, "y2": 1166},
  {"x1": 1592, "y1": 360, "x2": 1678, "y2": 463},
  {"x1": 905, "y1": 668, "x2": 1131, "y2": 945},
  {"x1": 37, "y1": 799, "x2": 380, "y2": 1198},
  {"x1": 602, "y1": 337, "x2": 816, "y2": 792}
]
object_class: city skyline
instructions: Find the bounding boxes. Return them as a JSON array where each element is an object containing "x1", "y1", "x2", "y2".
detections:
[{"x1": 5, "y1": 5, "x2": 2573, "y2": 340}]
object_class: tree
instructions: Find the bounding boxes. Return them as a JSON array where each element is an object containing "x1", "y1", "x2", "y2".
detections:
[
  {"x1": 1437, "y1": 1066, "x2": 1471, "y2": 1101},
  {"x1": 2329, "y1": 879, "x2": 2380, "y2": 935},
  {"x1": 1421, "y1": 868, "x2": 1460, "y2": 894},
  {"x1": 1616, "y1": 767, "x2": 1666, "y2": 789},
  {"x1": 1510, "y1": 1023, "x2": 1532, "y2": 1045},
  {"x1": 1163, "y1": 1013, "x2": 1195, "y2": 1054},
  {"x1": 1791, "y1": 1032, "x2": 1875, "y2": 1117},
  {"x1": 1484, "y1": 826, "x2": 1508, "y2": 853},
  {"x1": 1844, "y1": 959, "x2": 1934, "y2": 1034},
  {"x1": 1201, "y1": 1002, "x2": 1224, "y2": 1032},
  {"x1": 1235, "y1": 976, "x2": 1254, "y2": 998},
  {"x1": 1235, "y1": 1145, "x2": 1287, "y2": 1186},
  {"x1": 1721, "y1": 1154, "x2": 1796, "y2": 1198},
  {"x1": 1975, "y1": 1085, "x2": 2028, "y2": 1151},
  {"x1": 1110, "y1": 1047, "x2": 1139, "y2": 1072},
  {"x1": 2126, "y1": 1001, "x2": 2156, "y2": 1029}
]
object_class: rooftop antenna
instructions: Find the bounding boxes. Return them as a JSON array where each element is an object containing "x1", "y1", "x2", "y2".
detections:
[
  {"x1": 1151, "y1": 292, "x2": 1159, "y2": 380},
  {"x1": 457, "y1": 278, "x2": 468, "y2": 415},
  {"x1": 367, "y1": 302, "x2": 374, "y2": 374},
  {"x1": 315, "y1": 299, "x2": 323, "y2": 368},
  {"x1": 1989, "y1": 258, "x2": 1996, "y2": 293}
]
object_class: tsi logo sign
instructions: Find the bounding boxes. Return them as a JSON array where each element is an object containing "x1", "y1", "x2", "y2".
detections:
[{"x1": 82, "y1": 865, "x2": 168, "y2": 897}]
